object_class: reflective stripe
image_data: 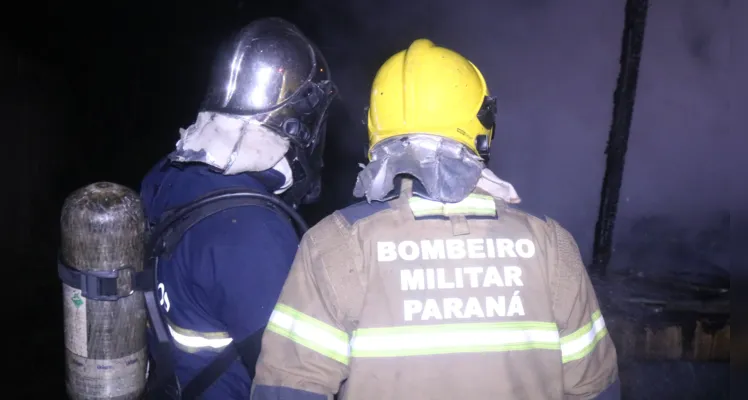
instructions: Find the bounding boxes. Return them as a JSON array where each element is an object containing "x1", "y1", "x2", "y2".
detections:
[
  {"x1": 409, "y1": 193, "x2": 497, "y2": 218},
  {"x1": 167, "y1": 321, "x2": 233, "y2": 352},
  {"x1": 350, "y1": 321, "x2": 560, "y2": 357},
  {"x1": 267, "y1": 304, "x2": 607, "y2": 363},
  {"x1": 560, "y1": 310, "x2": 608, "y2": 363},
  {"x1": 267, "y1": 303, "x2": 351, "y2": 365}
]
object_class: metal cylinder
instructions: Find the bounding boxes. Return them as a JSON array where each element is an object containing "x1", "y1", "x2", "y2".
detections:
[{"x1": 60, "y1": 182, "x2": 147, "y2": 400}]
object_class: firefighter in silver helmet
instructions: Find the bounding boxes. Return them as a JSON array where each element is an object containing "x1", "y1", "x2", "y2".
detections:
[{"x1": 139, "y1": 17, "x2": 336, "y2": 399}]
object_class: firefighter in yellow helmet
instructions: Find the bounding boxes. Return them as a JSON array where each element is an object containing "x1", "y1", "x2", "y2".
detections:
[{"x1": 250, "y1": 39, "x2": 620, "y2": 400}]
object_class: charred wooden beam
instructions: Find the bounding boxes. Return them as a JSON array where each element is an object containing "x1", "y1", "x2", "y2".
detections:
[
  {"x1": 591, "y1": 0, "x2": 650, "y2": 276},
  {"x1": 624, "y1": 297, "x2": 729, "y2": 315},
  {"x1": 610, "y1": 319, "x2": 730, "y2": 362},
  {"x1": 594, "y1": 273, "x2": 729, "y2": 362}
]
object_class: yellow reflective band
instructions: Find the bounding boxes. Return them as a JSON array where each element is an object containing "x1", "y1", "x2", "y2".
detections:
[
  {"x1": 560, "y1": 310, "x2": 608, "y2": 363},
  {"x1": 267, "y1": 303, "x2": 351, "y2": 365},
  {"x1": 167, "y1": 321, "x2": 233, "y2": 352},
  {"x1": 350, "y1": 321, "x2": 559, "y2": 358},
  {"x1": 409, "y1": 194, "x2": 497, "y2": 218}
]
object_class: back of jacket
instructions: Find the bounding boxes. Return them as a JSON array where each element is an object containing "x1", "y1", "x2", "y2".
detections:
[
  {"x1": 252, "y1": 180, "x2": 619, "y2": 400},
  {"x1": 141, "y1": 158, "x2": 299, "y2": 399}
]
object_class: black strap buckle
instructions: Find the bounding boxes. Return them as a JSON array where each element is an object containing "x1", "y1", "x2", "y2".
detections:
[{"x1": 57, "y1": 259, "x2": 151, "y2": 301}]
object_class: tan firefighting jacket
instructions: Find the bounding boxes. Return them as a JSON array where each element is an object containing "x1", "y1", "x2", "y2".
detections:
[{"x1": 251, "y1": 180, "x2": 619, "y2": 400}]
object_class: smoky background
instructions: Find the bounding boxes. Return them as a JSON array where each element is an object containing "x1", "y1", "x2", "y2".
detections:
[{"x1": 0, "y1": 0, "x2": 737, "y2": 397}]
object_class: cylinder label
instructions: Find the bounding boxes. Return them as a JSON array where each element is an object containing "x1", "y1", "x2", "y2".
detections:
[
  {"x1": 66, "y1": 347, "x2": 148, "y2": 399},
  {"x1": 63, "y1": 283, "x2": 88, "y2": 358}
]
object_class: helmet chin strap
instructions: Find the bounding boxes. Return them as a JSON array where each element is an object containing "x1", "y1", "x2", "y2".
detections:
[
  {"x1": 270, "y1": 158, "x2": 294, "y2": 195},
  {"x1": 280, "y1": 145, "x2": 320, "y2": 208}
]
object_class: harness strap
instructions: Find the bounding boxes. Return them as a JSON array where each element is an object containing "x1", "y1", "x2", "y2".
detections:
[
  {"x1": 57, "y1": 259, "x2": 154, "y2": 301},
  {"x1": 181, "y1": 326, "x2": 265, "y2": 399},
  {"x1": 144, "y1": 187, "x2": 307, "y2": 399}
]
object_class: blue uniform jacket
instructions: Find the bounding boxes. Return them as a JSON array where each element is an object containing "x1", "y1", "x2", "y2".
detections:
[{"x1": 140, "y1": 158, "x2": 299, "y2": 399}]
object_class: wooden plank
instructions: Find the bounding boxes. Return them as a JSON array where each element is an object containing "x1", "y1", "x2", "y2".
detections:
[
  {"x1": 644, "y1": 325, "x2": 682, "y2": 359},
  {"x1": 609, "y1": 318, "x2": 729, "y2": 361}
]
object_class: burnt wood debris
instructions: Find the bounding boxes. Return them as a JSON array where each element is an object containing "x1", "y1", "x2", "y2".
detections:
[{"x1": 592, "y1": 0, "x2": 649, "y2": 277}]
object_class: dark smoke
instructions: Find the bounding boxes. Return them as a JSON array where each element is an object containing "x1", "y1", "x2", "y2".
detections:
[
  {"x1": 295, "y1": 4, "x2": 735, "y2": 396},
  {"x1": 611, "y1": 0, "x2": 732, "y2": 279},
  {"x1": 2, "y1": 0, "x2": 737, "y2": 396},
  {"x1": 297, "y1": 0, "x2": 624, "y2": 263},
  {"x1": 296, "y1": 0, "x2": 733, "y2": 280}
]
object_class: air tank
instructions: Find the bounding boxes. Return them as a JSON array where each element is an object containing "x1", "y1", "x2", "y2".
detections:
[{"x1": 60, "y1": 182, "x2": 147, "y2": 399}]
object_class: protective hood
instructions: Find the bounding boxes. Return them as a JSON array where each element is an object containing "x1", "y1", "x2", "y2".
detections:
[
  {"x1": 353, "y1": 135, "x2": 480, "y2": 203},
  {"x1": 169, "y1": 111, "x2": 293, "y2": 193},
  {"x1": 140, "y1": 157, "x2": 288, "y2": 224},
  {"x1": 353, "y1": 135, "x2": 521, "y2": 204},
  {"x1": 475, "y1": 168, "x2": 521, "y2": 204}
]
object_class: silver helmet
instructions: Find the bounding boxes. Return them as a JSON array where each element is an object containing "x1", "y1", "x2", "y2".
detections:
[{"x1": 200, "y1": 17, "x2": 337, "y2": 205}]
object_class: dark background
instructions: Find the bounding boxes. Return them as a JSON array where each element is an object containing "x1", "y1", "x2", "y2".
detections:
[{"x1": 1, "y1": 0, "x2": 740, "y2": 398}]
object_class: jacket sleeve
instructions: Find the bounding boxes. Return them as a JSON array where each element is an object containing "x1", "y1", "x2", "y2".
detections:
[
  {"x1": 197, "y1": 206, "x2": 299, "y2": 361},
  {"x1": 251, "y1": 215, "x2": 361, "y2": 400},
  {"x1": 548, "y1": 219, "x2": 620, "y2": 400}
]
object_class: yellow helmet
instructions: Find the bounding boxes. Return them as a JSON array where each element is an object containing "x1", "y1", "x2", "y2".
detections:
[{"x1": 366, "y1": 39, "x2": 496, "y2": 159}]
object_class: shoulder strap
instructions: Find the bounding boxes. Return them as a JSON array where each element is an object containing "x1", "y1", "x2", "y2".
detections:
[
  {"x1": 149, "y1": 187, "x2": 308, "y2": 257},
  {"x1": 180, "y1": 326, "x2": 265, "y2": 399},
  {"x1": 144, "y1": 187, "x2": 308, "y2": 400}
]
